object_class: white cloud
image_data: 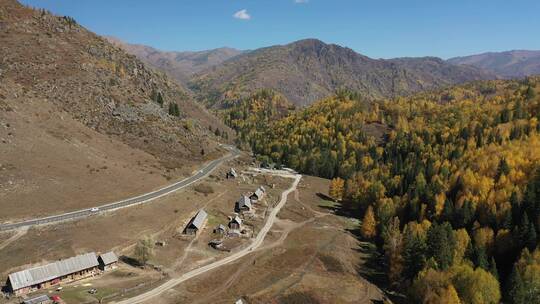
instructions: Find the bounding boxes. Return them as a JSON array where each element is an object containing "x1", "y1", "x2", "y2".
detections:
[
  {"x1": 233, "y1": 9, "x2": 251, "y2": 20},
  {"x1": 294, "y1": 0, "x2": 309, "y2": 3}
]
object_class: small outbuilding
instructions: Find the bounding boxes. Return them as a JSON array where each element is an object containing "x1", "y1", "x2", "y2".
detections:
[
  {"x1": 235, "y1": 195, "x2": 252, "y2": 212},
  {"x1": 250, "y1": 187, "x2": 265, "y2": 202},
  {"x1": 226, "y1": 168, "x2": 238, "y2": 179},
  {"x1": 214, "y1": 224, "x2": 227, "y2": 235},
  {"x1": 98, "y1": 251, "x2": 118, "y2": 271},
  {"x1": 229, "y1": 216, "x2": 242, "y2": 230},
  {"x1": 22, "y1": 295, "x2": 52, "y2": 304},
  {"x1": 183, "y1": 209, "x2": 208, "y2": 235}
]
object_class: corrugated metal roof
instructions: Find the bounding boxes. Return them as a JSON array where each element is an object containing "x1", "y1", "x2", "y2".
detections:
[
  {"x1": 190, "y1": 209, "x2": 208, "y2": 229},
  {"x1": 238, "y1": 195, "x2": 252, "y2": 209},
  {"x1": 99, "y1": 252, "x2": 118, "y2": 265},
  {"x1": 8, "y1": 252, "x2": 98, "y2": 291},
  {"x1": 23, "y1": 294, "x2": 50, "y2": 304}
]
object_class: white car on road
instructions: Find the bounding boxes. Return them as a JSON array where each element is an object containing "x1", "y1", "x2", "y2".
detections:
[{"x1": 90, "y1": 207, "x2": 99, "y2": 212}]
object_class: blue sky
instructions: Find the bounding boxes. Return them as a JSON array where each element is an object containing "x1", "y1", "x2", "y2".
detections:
[{"x1": 20, "y1": 0, "x2": 540, "y2": 59}]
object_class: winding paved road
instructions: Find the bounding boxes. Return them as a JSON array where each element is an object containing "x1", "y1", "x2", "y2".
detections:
[
  {"x1": 0, "y1": 146, "x2": 240, "y2": 232},
  {"x1": 113, "y1": 172, "x2": 302, "y2": 304}
]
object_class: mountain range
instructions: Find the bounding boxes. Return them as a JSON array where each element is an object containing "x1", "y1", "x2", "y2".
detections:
[
  {"x1": 189, "y1": 39, "x2": 497, "y2": 107},
  {"x1": 448, "y1": 50, "x2": 540, "y2": 78},
  {"x1": 112, "y1": 39, "x2": 540, "y2": 108},
  {"x1": 112, "y1": 38, "x2": 503, "y2": 107},
  {"x1": 106, "y1": 36, "x2": 244, "y2": 84}
]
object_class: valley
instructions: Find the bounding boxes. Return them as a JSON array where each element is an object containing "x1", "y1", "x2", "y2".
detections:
[{"x1": 1, "y1": 0, "x2": 540, "y2": 303}]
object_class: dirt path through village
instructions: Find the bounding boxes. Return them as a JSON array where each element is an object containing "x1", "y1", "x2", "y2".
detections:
[
  {"x1": 0, "y1": 228, "x2": 27, "y2": 251},
  {"x1": 111, "y1": 172, "x2": 302, "y2": 304}
]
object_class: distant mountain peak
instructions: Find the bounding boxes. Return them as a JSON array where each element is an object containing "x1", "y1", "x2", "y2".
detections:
[
  {"x1": 447, "y1": 50, "x2": 540, "y2": 78},
  {"x1": 106, "y1": 37, "x2": 244, "y2": 84}
]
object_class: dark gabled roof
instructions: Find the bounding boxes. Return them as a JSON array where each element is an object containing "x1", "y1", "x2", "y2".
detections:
[
  {"x1": 188, "y1": 209, "x2": 208, "y2": 229},
  {"x1": 237, "y1": 195, "x2": 252, "y2": 209},
  {"x1": 216, "y1": 224, "x2": 227, "y2": 231}
]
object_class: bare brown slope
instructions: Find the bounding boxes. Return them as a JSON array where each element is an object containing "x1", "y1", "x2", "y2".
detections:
[
  {"x1": 190, "y1": 39, "x2": 495, "y2": 107},
  {"x1": 0, "y1": 0, "x2": 232, "y2": 219},
  {"x1": 0, "y1": 0, "x2": 231, "y2": 168}
]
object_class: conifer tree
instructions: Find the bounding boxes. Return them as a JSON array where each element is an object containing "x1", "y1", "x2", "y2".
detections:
[
  {"x1": 496, "y1": 158, "x2": 510, "y2": 181},
  {"x1": 403, "y1": 232, "x2": 427, "y2": 280},
  {"x1": 506, "y1": 265, "x2": 525, "y2": 304},
  {"x1": 427, "y1": 222, "x2": 455, "y2": 270},
  {"x1": 473, "y1": 244, "x2": 489, "y2": 270},
  {"x1": 489, "y1": 257, "x2": 499, "y2": 280},
  {"x1": 526, "y1": 85, "x2": 536, "y2": 101},
  {"x1": 157, "y1": 92, "x2": 164, "y2": 106}
]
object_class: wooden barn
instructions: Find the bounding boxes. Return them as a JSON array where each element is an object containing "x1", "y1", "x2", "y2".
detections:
[
  {"x1": 98, "y1": 251, "x2": 118, "y2": 271},
  {"x1": 235, "y1": 195, "x2": 252, "y2": 212},
  {"x1": 214, "y1": 224, "x2": 227, "y2": 235},
  {"x1": 183, "y1": 209, "x2": 208, "y2": 235},
  {"x1": 229, "y1": 215, "x2": 242, "y2": 230},
  {"x1": 250, "y1": 187, "x2": 265, "y2": 202},
  {"x1": 226, "y1": 168, "x2": 238, "y2": 179},
  {"x1": 6, "y1": 252, "x2": 99, "y2": 296}
]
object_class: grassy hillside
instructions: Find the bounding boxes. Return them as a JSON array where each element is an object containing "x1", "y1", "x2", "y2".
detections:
[{"x1": 234, "y1": 77, "x2": 540, "y2": 303}]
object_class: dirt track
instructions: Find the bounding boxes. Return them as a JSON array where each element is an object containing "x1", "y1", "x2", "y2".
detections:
[{"x1": 112, "y1": 172, "x2": 302, "y2": 304}]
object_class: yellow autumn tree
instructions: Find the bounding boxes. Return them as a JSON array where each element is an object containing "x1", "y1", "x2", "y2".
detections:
[
  {"x1": 454, "y1": 229, "x2": 471, "y2": 264},
  {"x1": 451, "y1": 264, "x2": 501, "y2": 304},
  {"x1": 412, "y1": 268, "x2": 461, "y2": 304},
  {"x1": 361, "y1": 206, "x2": 377, "y2": 239},
  {"x1": 329, "y1": 177, "x2": 345, "y2": 201}
]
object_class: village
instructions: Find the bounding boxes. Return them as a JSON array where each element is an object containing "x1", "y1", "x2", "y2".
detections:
[{"x1": 0, "y1": 164, "x2": 282, "y2": 304}]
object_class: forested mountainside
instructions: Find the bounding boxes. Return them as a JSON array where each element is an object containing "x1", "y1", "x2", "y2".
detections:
[
  {"x1": 0, "y1": 0, "x2": 231, "y2": 167},
  {"x1": 221, "y1": 89, "x2": 295, "y2": 148},
  {"x1": 228, "y1": 77, "x2": 540, "y2": 303},
  {"x1": 106, "y1": 36, "x2": 244, "y2": 85},
  {"x1": 448, "y1": 50, "x2": 540, "y2": 79},
  {"x1": 189, "y1": 39, "x2": 495, "y2": 108}
]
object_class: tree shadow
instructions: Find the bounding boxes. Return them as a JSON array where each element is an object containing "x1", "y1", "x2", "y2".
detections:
[
  {"x1": 316, "y1": 192, "x2": 333, "y2": 201},
  {"x1": 319, "y1": 200, "x2": 408, "y2": 303},
  {"x1": 120, "y1": 255, "x2": 142, "y2": 268}
]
